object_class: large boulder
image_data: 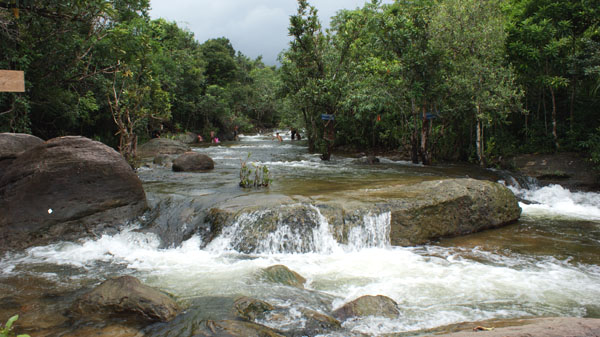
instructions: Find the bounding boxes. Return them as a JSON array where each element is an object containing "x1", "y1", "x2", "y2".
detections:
[
  {"x1": 137, "y1": 138, "x2": 190, "y2": 158},
  {"x1": 205, "y1": 178, "x2": 521, "y2": 251},
  {"x1": 72, "y1": 275, "x2": 180, "y2": 323},
  {"x1": 332, "y1": 295, "x2": 399, "y2": 321},
  {"x1": 172, "y1": 152, "x2": 214, "y2": 172},
  {"x1": 0, "y1": 133, "x2": 43, "y2": 178},
  {"x1": 384, "y1": 178, "x2": 522, "y2": 246},
  {"x1": 0, "y1": 136, "x2": 147, "y2": 250}
]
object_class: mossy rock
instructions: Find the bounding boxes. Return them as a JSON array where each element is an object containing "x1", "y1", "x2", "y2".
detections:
[{"x1": 261, "y1": 265, "x2": 306, "y2": 289}]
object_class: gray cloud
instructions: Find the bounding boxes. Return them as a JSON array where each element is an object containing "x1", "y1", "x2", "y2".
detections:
[{"x1": 149, "y1": 0, "x2": 392, "y2": 65}]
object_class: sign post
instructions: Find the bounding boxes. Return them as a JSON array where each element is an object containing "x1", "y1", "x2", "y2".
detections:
[{"x1": 0, "y1": 70, "x2": 25, "y2": 92}]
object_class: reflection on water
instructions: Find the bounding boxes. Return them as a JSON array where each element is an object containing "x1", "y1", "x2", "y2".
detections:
[{"x1": 1, "y1": 132, "x2": 600, "y2": 336}]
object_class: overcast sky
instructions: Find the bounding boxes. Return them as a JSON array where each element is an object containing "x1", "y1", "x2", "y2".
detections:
[{"x1": 149, "y1": 0, "x2": 392, "y2": 65}]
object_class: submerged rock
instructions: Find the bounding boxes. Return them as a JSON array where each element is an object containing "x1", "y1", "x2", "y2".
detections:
[
  {"x1": 299, "y1": 309, "x2": 342, "y2": 335},
  {"x1": 332, "y1": 295, "x2": 399, "y2": 321},
  {"x1": 172, "y1": 152, "x2": 214, "y2": 172},
  {"x1": 0, "y1": 136, "x2": 147, "y2": 251},
  {"x1": 0, "y1": 133, "x2": 43, "y2": 178},
  {"x1": 233, "y1": 296, "x2": 275, "y2": 321},
  {"x1": 262, "y1": 265, "x2": 307, "y2": 289},
  {"x1": 143, "y1": 296, "x2": 284, "y2": 337},
  {"x1": 72, "y1": 275, "x2": 180, "y2": 323},
  {"x1": 137, "y1": 138, "x2": 190, "y2": 158}
]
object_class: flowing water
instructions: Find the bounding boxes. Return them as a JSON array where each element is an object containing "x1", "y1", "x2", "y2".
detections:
[{"x1": 1, "y1": 133, "x2": 600, "y2": 336}]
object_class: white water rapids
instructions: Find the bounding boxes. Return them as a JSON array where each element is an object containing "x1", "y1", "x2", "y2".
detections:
[
  {"x1": 2, "y1": 133, "x2": 600, "y2": 336},
  {"x1": 2, "y1": 182, "x2": 600, "y2": 335}
]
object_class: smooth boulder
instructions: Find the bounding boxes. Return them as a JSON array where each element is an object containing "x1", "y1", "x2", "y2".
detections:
[
  {"x1": 137, "y1": 138, "x2": 190, "y2": 158},
  {"x1": 332, "y1": 295, "x2": 399, "y2": 321},
  {"x1": 172, "y1": 152, "x2": 214, "y2": 172},
  {"x1": 385, "y1": 178, "x2": 522, "y2": 246},
  {"x1": 72, "y1": 275, "x2": 180, "y2": 322},
  {"x1": 0, "y1": 133, "x2": 43, "y2": 177},
  {"x1": 0, "y1": 136, "x2": 147, "y2": 250}
]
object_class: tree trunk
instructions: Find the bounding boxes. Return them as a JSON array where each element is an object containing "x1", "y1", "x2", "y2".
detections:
[
  {"x1": 410, "y1": 98, "x2": 419, "y2": 164},
  {"x1": 476, "y1": 104, "x2": 485, "y2": 167},
  {"x1": 420, "y1": 105, "x2": 431, "y2": 165},
  {"x1": 549, "y1": 86, "x2": 560, "y2": 150}
]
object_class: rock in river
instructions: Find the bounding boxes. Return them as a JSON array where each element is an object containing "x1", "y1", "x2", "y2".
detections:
[
  {"x1": 332, "y1": 295, "x2": 400, "y2": 321},
  {"x1": 0, "y1": 136, "x2": 147, "y2": 251},
  {"x1": 172, "y1": 152, "x2": 214, "y2": 172},
  {"x1": 72, "y1": 275, "x2": 180, "y2": 323},
  {"x1": 205, "y1": 178, "x2": 521, "y2": 251},
  {"x1": 261, "y1": 265, "x2": 307, "y2": 289}
]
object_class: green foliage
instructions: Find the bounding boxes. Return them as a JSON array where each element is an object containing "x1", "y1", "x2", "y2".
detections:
[
  {"x1": 0, "y1": 315, "x2": 30, "y2": 337},
  {"x1": 239, "y1": 153, "x2": 272, "y2": 188},
  {"x1": 580, "y1": 127, "x2": 600, "y2": 170}
]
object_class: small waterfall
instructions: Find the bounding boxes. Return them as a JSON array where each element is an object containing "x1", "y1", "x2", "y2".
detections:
[
  {"x1": 205, "y1": 205, "x2": 392, "y2": 254},
  {"x1": 347, "y1": 212, "x2": 391, "y2": 250}
]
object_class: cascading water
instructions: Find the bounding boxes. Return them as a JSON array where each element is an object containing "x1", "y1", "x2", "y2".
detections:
[{"x1": 2, "y1": 132, "x2": 600, "y2": 336}]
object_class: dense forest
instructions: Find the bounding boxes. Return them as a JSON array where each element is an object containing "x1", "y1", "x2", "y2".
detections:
[{"x1": 1, "y1": 0, "x2": 599, "y2": 167}]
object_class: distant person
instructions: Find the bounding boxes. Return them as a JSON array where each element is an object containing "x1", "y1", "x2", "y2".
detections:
[
  {"x1": 273, "y1": 132, "x2": 283, "y2": 142},
  {"x1": 233, "y1": 125, "x2": 239, "y2": 141},
  {"x1": 296, "y1": 132, "x2": 301, "y2": 140},
  {"x1": 197, "y1": 134, "x2": 203, "y2": 143},
  {"x1": 151, "y1": 129, "x2": 161, "y2": 138},
  {"x1": 210, "y1": 131, "x2": 217, "y2": 143},
  {"x1": 291, "y1": 128, "x2": 297, "y2": 140}
]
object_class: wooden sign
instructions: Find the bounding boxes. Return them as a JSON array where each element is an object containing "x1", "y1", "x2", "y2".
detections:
[{"x1": 0, "y1": 70, "x2": 25, "y2": 92}]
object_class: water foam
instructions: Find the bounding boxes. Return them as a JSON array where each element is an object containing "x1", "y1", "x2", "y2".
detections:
[{"x1": 510, "y1": 184, "x2": 600, "y2": 220}]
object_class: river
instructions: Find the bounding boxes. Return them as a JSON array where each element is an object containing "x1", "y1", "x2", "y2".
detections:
[{"x1": 1, "y1": 132, "x2": 600, "y2": 336}]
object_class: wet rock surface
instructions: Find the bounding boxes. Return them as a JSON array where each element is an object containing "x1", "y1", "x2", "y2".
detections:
[
  {"x1": 0, "y1": 136, "x2": 147, "y2": 251},
  {"x1": 509, "y1": 152, "x2": 599, "y2": 191},
  {"x1": 143, "y1": 296, "x2": 284, "y2": 337},
  {"x1": 72, "y1": 275, "x2": 180, "y2": 323},
  {"x1": 261, "y1": 265, "x2": 307, "y2": 289},
  {"x1": 172, "y1": 152, "x2": 214, "y2": 172},
  {"x1": 140, "y1": 196, "x2": 212, "y2": 248},
  {"x1": 332, "y1": 295, "x2": 399, "y2": 321},
  {"x1": 205, "y1": 178, "x2": 521, "y2": 250},
  {"x1": 137, "y1": 138, "x2": 190, "y2": 158}
]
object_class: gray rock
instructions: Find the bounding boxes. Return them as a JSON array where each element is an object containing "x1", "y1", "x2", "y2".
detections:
[
  {"x1": 0, "y1": 136, "x2": 147, "y2": 251},
  {"x1": 332, "y1": 295, "x2": 399, "y2": 321},
  {"x1": 0, "y1": 133, "x2": 43, "y2": 178},
  {"x1": 233, "y1": 296, "x2": 274, "y2": 321},
  {"x1": 172, "y1": 152, "x2": 214, "y2": 172},
  {"x1": 72, "y1": 275, "x2": 180, "y2": 323},
  {"x1": 137, "y1": 138, "x2": 190, "y2": 158}
]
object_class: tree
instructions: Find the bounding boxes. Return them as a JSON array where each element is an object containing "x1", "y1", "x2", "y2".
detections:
[{"x1": 432, "y1": 0, "x2": 523, "y2": 166}]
